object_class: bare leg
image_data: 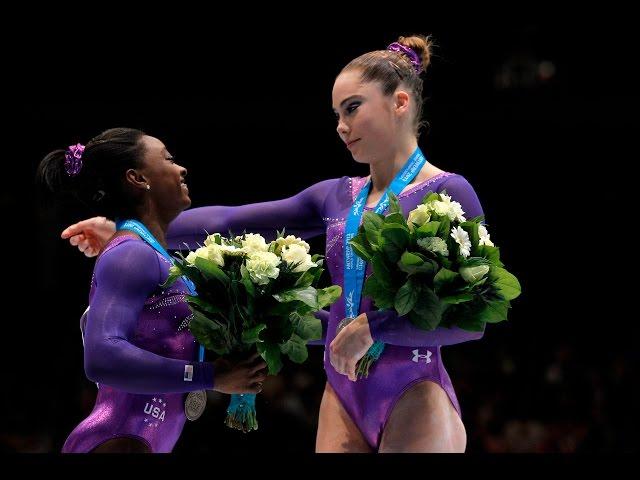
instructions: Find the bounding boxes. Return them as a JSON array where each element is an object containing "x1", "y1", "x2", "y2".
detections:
[
  {"x1": 315, "y1": 382, "x2": 372, "y2": 453},
  {"x1": 379, "y1": 380, "x2": 467, "y2": 453},
  {"x1": 91, "y1": 437, "x2": 151, "y2": 453}
]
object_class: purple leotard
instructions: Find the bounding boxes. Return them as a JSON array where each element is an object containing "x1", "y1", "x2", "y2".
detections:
[
  {"x1": 62, "y1": 235, "x2": 214, "y2": 453},
  {"x1": 166, "y1": 171, "x2": 484, "y2": 449}
]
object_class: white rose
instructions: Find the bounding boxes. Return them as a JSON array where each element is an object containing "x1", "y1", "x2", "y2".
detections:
[
  {"x1": 281, "y1": 244, "x2": 317, "y2": 272},
  {"x1": 203, "y1": 233, "x2": 223, "y2": 247},
  {"x1": 274, "y1": 235, "x2": 310, "y2": 254},
  {"x1": 186, "y1": 245, "x2": 224, "y2": 267},
  {"x1": 431, "y1": 200, "x2": 451, "y2": 218},
  {"x1": 460, "y1": 264, "x2": 490, "y2": 283},
  {"x1": 407, "y1": 204, "x2": 431, "y2": 231},
  {"x1": 219, "y1": 244, "x2": 244, "y2": 257},
  {"x1": 185, "y1": 251, "x2": 198, "y2": 264},
  {"x1": 240, "y1": 233, "x2": 269, "y2": 253},
  {"x1": 205, "y1": 244, "x2": 225, "y2": 267},
  {"x1": 245, "y1": 251, "x2": 281, "y2": 285}
]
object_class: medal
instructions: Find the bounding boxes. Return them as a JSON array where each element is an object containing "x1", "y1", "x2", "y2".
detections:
[
  {"x1": 336, "y1": 317, "x2": 355, "y2": 335},
  {"x1": 185, "y1": 390, "x2": 207, "y2": 421}
]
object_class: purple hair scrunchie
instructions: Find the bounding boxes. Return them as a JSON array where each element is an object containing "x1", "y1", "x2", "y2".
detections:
[
  {"x1": 387, "y1": 42, "x2": 422, "y2": 73},
  {"x1": 64, "y1": 143, "x2": 85, "y2": 177}
]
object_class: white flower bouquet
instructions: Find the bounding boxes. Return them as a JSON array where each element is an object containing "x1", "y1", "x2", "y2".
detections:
[
  {"x1": 162, "y1": 231, "x2": 341, "y2": 431},
  {"x1": 347, "y1": 191, "x2": 521, "y2": 377}
]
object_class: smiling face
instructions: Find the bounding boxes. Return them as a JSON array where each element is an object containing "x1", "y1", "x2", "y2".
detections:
[
  {"x1": 138, "y1": 135, "x2": 191, "y2": 217},
  {"x1": 332, "y1": 69, "x2": 403, "y2": 164}
]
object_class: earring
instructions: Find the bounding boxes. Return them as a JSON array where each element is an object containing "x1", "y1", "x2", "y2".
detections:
[{"x1": 146, "y1": 184, "x2": 151, "y2": 191}]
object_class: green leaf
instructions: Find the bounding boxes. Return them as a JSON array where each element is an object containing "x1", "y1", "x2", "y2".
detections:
[
  {"x1": 460, "y1": 299, "x2": 508, "y2": 326},
  {"x1": 436, "y1": 216, "x2": 451, "y2": 238},
  {"x1": 279, "y1": 334, "x2": 309, "y2": 364},
  {"x1": 481, "y1": 300, "x2": 510, "y2": 323},
  {"x1": 433, "y1": 268, "x2": 460, "y2": 295},
  {"x1": 267, "y1": 299, "x2": 308, "y2": 318},
  {"x1": 294, "y1": 269, "x2": 316, "y2": 288},
  {"x1": 453, "y1": 313, "x2": 486, "y2": 332},
  {"x1": 398, "y1": 251, "x2": 437, "y2": 276},
  {"x1": 241, "y1": 323, "x2": 267, "y2": 344},
  {"x1": 317, "y1": 285, "x2": 342, "y2": 309},
  {"x1": 409, "y1": 286, "x2": 442, "y2": 330},
  {"x1": 478, "y1": 245, "x2": 504, "y2": 267},
  {"x1": 461, "y1": 221, "x2": 480, "y2": 255},
  {"x1": 400, "y1": 251, "x2": 424, "y2": 267},
  {"x1": 188, "y1": 310, "x2": 232, "y2": 355},
  {"x1": 349, "y1": 235, "x2": 373, "y2": 262},
  {"x1": 416, "y1": 221, "x2": 440, "y2": 237},
  {"x1": 381, "y1": 224, "x2": 410, "y2": 264},
  {"x1": 239, "y1": 264, "x2": 255, "y2": 297},
  {"x1": 160, "y1": 271, "x2": 181, "y2": 290},
  {"x1": 273, "y1": 286, "x2": 318, "y2": 308},
  {"x1": 363, "y1": 211, "x2": 384, "y2": 247},
  {"x1": 394, "y1": 278, "x2": 420, "y2": 316},
  {"x1": 194, "y1": 257, "x2": 230, "y2": 285},
  {"x1": 387, "y1": 191, "x2": 401, "y2": 214},
  {"x1": 371, "y1": 255, "x2": 393, "y2": 287},
  {"x1": 257, "y1": 342, "x2": 284, "y2": 375},
  {"x1": 293, "y1": 313, "x2": 323, "y2": 342},
  {"x1": 441, "y1": 293, "x2": 475, "y2": 305},
  {"x1": 185, "y1": 295, "x2": 223, "y2": 315},
  {"x1": 384, "y1": 212, "x2": 406, "y2": 226},
  {"x1": 422, "y1": 191, "x2": 440, "y2": 204},
  {"x1": 489, "y1": 267, "x2": 521, "y2": 301},
  {"x1": 363, "y1": 274, "x2": 395, "y2": 309}
]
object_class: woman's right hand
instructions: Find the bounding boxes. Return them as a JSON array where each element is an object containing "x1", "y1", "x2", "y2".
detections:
[
  {"x1": 212, "y1": 353, "x2": 268, "y2": 394},
  {"x1": 61, "y1": 216, "x2": 116, "y2": 257}
]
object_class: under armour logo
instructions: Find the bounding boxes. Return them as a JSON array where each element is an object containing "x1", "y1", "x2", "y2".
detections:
[{"x1": 412, "y1": 349, "x2": 432, "y2": 364}]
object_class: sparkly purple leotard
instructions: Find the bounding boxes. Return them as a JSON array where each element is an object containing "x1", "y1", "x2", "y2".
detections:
[
  {"x1": 166, "y1": 172, "x2": 484, "y2": 449},
  {"x1": 62, "y1": 235, "x2": 214, "y2": 453}
]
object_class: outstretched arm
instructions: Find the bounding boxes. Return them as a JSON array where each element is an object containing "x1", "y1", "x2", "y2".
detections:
[
  {"x1": 60, "y1": 179, "x2": 338, "y2": 255},
  {"x1": 166, "y1": 179, "x2": 338, "y2": 249}
]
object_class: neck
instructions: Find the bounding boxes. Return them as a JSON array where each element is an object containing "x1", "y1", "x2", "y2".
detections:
[
  {"x1": 369, "y1": 136, "x2": 419, "y2": 193},
  {"x1": 131, "y1": 207, "x2": 170, "y2": 249}
]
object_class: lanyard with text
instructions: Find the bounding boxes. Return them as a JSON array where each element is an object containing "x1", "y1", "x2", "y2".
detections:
[
  {"x1": 343, "y1": 147, "x2": 427, "y2": 318},
  {"x1": 116, "y1": 219, "x2": 205, "y2": 362}
]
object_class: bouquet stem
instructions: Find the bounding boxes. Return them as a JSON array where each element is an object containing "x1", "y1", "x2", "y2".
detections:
[
  {"x1": 355, "y1": 341, "x2": 386, "y2": 379},
  {"x1": 225, "y1": 393, "x2": 258, "y2": 432}
]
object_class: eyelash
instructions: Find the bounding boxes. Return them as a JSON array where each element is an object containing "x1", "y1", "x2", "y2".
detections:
[
  {"x1": 346, "y1": 103, "x2": 360, "y2": 114},
  {"x1": 334, "y1": 102, "x2": 361, "y2": 120}
]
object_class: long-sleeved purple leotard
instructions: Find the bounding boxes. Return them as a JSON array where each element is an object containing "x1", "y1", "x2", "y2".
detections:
[
  {"x1": 62, "y1": 235, "x2": 214, "y2": 453},
  {"x1": 166, "y1": 171, "x2": 484, "y2": 449}
]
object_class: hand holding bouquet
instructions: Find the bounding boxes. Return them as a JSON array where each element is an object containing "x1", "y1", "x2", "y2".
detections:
[
  {"x1": 162, "y1": 231, "x2": 341, "y2": 431},
  {"x1": 347, "y1": 191, "x2": 521, "y2": 377}
]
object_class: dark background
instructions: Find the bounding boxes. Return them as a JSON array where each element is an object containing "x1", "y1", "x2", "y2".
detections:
[{"x1": 2, "y1": 12, "x2": 637, "y2": 453}]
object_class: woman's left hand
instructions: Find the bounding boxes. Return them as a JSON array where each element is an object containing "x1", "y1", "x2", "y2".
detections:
[{"x1": 329, "y1": 313, "x2": 374, "y2": 382}]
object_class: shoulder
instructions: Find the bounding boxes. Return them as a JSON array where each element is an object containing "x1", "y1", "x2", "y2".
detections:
[
  {"x1": 437, "y1": 173, "x2": 477, "y2": 193},
  {"x1": 95, "y1": 238, "x2": 161, "y2": 286}
]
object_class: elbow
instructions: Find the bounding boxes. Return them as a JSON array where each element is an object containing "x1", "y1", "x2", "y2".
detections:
[
  {"x1": 470, "y1": 325, "x2": 486, "y2": 342},
  {"x1": 84, "y1": 354, "x2": 108, "y2": 384},
  {"x1": 83, "y1": 341, "x2": 118, "y2": 384}
]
